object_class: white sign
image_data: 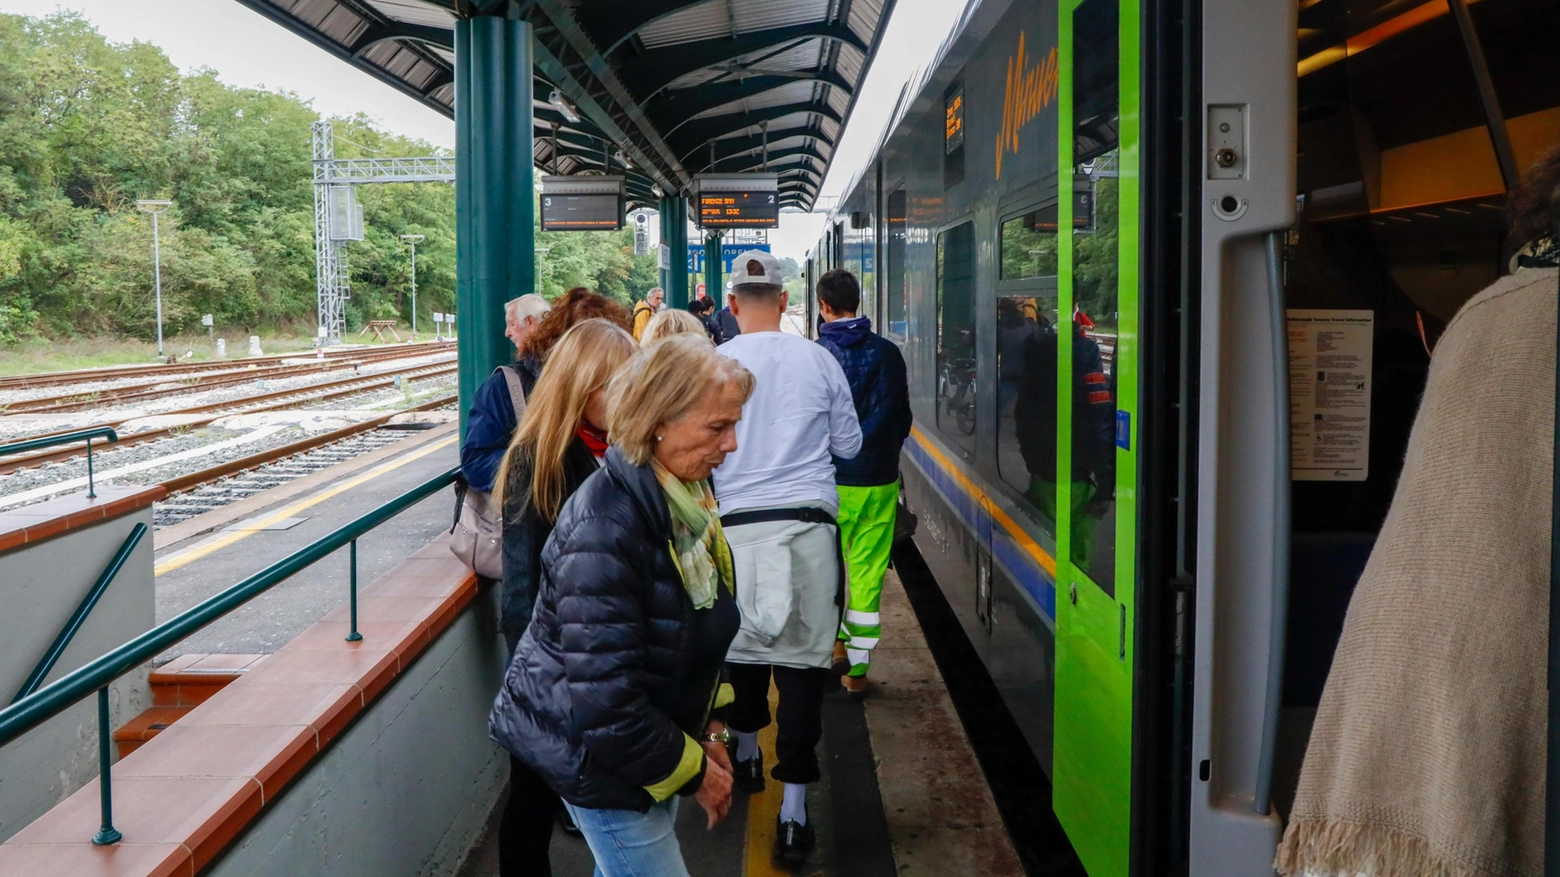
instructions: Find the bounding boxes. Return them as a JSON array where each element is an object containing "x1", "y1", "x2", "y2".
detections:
[
  {"x1": 318, "y1": 325, "x2": 328, "y2": 338},
  {"x1": 433, "y1": 312, "x2": 444, "y2": 323},
  {"x1": 658, "y1": 243, "x2": 670, "y2": 270},
  {"x1": 1287, "y1": 309, "x2": 1373, "y2": 481},
  {"x1": 201, "y1": 313, "x2": 214, "y2": 327}
]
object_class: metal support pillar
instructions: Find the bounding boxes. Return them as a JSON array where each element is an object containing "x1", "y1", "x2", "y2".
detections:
[
  {"x1": 705, "y1": 231, "x2": 723, "y2": 306},
  {"x1": 660, "y1": 196, "x2": 690, "y2": 309},
  {"x1": 455, "y1": 15, "x2": 535, "y2": 437}
]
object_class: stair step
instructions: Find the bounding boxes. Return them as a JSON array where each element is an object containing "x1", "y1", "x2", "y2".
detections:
[
  {"x1": 113, "y1": 706, "x2": 193, "y2": 757},
  {"x1": 148, "y1": 653, "x2": 267, "y2": 707}
]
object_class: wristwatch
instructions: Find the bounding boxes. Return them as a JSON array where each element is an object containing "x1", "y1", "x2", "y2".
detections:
[{"x1": 702, "y1": 728, "x2": 730, "y2": 745}]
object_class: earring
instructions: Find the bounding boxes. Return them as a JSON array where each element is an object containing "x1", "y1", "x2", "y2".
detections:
[{"x1": 655, "y1": 435, "x2": 663, "y2": 442}]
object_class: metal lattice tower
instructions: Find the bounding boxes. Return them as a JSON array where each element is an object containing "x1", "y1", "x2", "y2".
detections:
[{"x1": 311, "y1": 121, "x2": 455, "y2": 345}]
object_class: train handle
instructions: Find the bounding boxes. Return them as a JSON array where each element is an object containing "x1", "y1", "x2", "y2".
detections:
[{"x1": 1252, "y1": 229, "x2": 1291, "y2": 816}]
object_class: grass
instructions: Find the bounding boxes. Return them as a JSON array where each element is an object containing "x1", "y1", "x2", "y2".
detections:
[{"x1": 0, "y1": 331, "x2": 433, "y2": 377}]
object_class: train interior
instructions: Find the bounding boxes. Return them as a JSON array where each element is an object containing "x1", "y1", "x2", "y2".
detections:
[{"x1": 1274, "y1": 0, "x2": 1560, "y2": 813}]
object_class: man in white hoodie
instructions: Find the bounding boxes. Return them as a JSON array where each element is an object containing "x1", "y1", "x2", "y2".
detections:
[{"x1": 713, "y1": 250, "x2": 861, "y2": 864}]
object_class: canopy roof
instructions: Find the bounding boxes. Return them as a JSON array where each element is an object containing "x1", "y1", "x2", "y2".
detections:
[{"x1": 234, "y1": 0, "x2": 896, "y2": 210}]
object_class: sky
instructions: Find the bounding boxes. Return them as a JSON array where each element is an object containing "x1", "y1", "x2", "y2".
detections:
[{"x1": 0, "y1": 0, "x2": 969, "y2": 262}]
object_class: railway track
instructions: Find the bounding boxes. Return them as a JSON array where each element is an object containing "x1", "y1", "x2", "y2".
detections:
[
  {"x1": 152, "y1": 394, "x2": 458, "y2": 526},
  {"x1": 0, "y1": 363, "x2": 457, "y2": 475},
  {"x1": 2, "y1": 346, "x2": 453, "y2": 413},
  {"x1": 0, "y1": 341, "x2": 452, "y2": 390}
]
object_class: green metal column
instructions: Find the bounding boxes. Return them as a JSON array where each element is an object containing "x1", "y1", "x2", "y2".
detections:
[
  {"x1": 659, "y1": 196, "x2": 690, "y2": 309},
  {"x1": 455, "y1": 15, "x2": 534, "y2": 437},
  {"x1": 704, "y1": 231, "x2": 722, "y2": 306}
]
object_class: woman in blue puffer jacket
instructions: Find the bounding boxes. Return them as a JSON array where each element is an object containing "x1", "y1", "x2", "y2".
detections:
[{"x1": 490, "y1": 333, "x2": 755, "y2": 877}]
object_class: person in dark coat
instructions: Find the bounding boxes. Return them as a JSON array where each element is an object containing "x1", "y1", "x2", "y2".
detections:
[
  {"x1": 490, "y1": 319, "x2": 637, "y2": 877},
  {"x1": 459, "y1": 293, "x2": 550, "y2": 492},
  {"x1": 813, "y1": 268, "x2": 912, "y2": 695},
  {"x1": 716, "y1": 300, "x2": 740, "y2": 344},
  {"x1": 490, "y1": 334, "x2": 755, "y2": 877}
]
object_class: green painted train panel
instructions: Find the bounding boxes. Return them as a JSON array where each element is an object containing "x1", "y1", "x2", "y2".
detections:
[{"x1": 1053, "y1": 0, "x2": 1140, "y2": 875}]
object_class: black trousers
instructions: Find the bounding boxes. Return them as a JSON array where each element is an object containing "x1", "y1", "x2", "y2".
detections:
[
  {"x1": 725, "y1": 662, "x2": 831, "y2": 784},
  {"x1": 500, "y1": 756, "x2": 562, "y2": 877}
]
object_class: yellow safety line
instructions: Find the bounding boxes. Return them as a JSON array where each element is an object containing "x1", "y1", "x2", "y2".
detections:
[
  {"x1": 154, "y1": 435, "x2": 458, "y2": 576},
  {"x1": 909, "y1": 426, "x2": 1058, "y2": 578},
  {"x1": 743, "y1": 681, "x2": 786, "y2": 877}
]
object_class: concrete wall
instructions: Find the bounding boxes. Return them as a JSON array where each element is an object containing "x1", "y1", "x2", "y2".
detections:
[
  {"x1": 205, "y1": 582, "x2": 509, "y2": 877},
  {"x1": 0, "y1": 509, "x2": 156, "y2": 841}
]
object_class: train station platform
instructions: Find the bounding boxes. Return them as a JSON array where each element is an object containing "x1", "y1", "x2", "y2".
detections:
[{"x1": 455, "y1": 566, "x2": 1023, "y2": 877}]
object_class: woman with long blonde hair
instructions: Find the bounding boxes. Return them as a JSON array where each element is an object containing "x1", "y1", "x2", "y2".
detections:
[
  {"x1": 640, "y1": 308, "x2": 710, "y2": 346},
  {"x1": 491, "y1": 317, "x2": 637, "y2": 877}
]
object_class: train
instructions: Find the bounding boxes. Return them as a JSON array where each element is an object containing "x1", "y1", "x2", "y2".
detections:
[{"x1": 803, "y1": 0, "x2": 1560, "y2": 874}]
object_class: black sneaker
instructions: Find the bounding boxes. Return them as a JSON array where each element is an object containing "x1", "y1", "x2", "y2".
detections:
[
  {"x1": 556, "y1": 807, "x2": 580, "y2": 836},
  {"x1": 731, "y1": 751, "x2": 766, "y2": 793},
  {"x1": 773, "y1": 812, "x2": 815, "y2": 864}
]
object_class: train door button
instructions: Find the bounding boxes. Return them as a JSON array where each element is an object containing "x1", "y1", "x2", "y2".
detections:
[{"x1": 1211, "y1": 195, "x2": 1248, "y2": 222}]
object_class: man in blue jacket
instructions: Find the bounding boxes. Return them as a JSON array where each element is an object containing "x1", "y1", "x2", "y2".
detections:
[{"x1": 814, "y1": 269, "x2": 912, "y2": 696}]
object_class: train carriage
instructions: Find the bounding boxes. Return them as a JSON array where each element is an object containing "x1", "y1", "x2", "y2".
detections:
[{"x1": 806, "y1": 0, "x2": 1560, "y2": 874}]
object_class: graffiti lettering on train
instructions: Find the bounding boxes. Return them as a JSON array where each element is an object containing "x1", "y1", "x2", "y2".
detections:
[{"x1": 995, "y1": 33, "x2": 1059, "y2": 179}]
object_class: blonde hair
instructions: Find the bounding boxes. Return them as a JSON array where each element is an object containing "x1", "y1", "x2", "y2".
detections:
[
  {"x1": 494, "y1": 319, "x2": 637, "y2": 521},
  {"x1": 640, "y1": 310, "x2": 709, "y2": 346},
  {"x1": 607, "y1": 333, "x2": 755, "y2": 466}
]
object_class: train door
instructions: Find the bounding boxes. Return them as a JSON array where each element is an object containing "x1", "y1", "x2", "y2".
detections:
[{"x1": 1050, "y1": 0, "x2": 1140, "y2": 873}]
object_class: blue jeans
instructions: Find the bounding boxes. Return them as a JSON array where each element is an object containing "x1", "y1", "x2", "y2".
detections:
[{"x1": 563, "y1": 798, "x2": 690, "y2": 877}]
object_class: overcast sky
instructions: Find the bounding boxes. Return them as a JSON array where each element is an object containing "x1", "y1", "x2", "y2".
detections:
[{"x1": 0, "y1": 0, "x2": 968, "y2": 261}]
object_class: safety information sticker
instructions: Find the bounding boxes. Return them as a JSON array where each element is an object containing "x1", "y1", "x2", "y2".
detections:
[{"x1": 1287, "y1": 309, "x2": 1373, "y2": 481}]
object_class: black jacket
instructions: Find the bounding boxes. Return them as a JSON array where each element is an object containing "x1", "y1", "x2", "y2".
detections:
[
  {"x1": 817, "y1": 317, "x2": 913, "y2": 486},
  {"x1": 498, "y1": 438, "x2": 601, "y2": 653},
  {"x1": 459, "y1": 356, "x2": 541, "y2": 492},
  {"x1": 489, "y1": 447, "x2": 740, "y2": 811},
  {"x1": 717, "y1": 307, "x2": 740, "y2": 344}
]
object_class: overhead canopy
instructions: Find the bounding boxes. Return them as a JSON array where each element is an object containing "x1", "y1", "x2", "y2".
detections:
[{"x1": 234, "y1": 0, "x2": 896, "y2": 210}]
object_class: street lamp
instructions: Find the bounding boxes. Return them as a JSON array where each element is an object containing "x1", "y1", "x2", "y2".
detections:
[
  {"x1": 137, "y1": 200, "x2": 173, "y2": 358},
  {"x1": 399, "y1": 234, "x2": 424, "y2": 337}
]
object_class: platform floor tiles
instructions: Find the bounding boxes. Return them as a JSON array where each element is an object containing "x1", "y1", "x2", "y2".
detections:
[{"x1": 458, "y1": 568, "x2": 1022, "y2": 877}]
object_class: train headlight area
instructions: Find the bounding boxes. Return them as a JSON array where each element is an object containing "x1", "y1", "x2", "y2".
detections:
[{"x1": 5, "y1": 0, "x2": 1560, "y2": 874}]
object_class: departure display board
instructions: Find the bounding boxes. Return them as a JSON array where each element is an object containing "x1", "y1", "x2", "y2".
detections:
[
  {"x1": 540, "y1": 193, "x2": 623, "y2": 231},
  {"x1": 539, "y1": 175, "x2": 626, "y2": 231},
  {"x1": 696, "y1": 190, "x2": 779, "y2": 229}
]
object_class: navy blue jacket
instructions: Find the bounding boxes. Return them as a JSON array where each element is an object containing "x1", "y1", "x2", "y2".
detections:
[
  {"x1": 489, "y1": 448, "x2": 740, "y2": 811},
  {"x1": 717, "y1": 307, "x2": 740, "y2": 344},
  {"x1": 459, "y1": 357, "x2": 540, "y2": 492},
  {"x1": 817, "y1": 317, "x2": 913, "y2": 487}
]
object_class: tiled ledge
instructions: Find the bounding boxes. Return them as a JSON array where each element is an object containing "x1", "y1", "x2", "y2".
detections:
[
  {"x1": 0, "y1": 484, "x2": 167, "y2": 555},
  {"x1": 0, "y1": 535, "x2": 480, "y2": 876}
]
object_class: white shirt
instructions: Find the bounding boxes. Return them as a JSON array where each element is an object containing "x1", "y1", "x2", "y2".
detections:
[{"x1": 714, "y1": 331, "x2": 862, "y2": 515}]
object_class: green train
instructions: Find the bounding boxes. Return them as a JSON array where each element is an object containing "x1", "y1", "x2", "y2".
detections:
[{"x1": 804, "y1": 0, "x2": 1560, "y2": 874}]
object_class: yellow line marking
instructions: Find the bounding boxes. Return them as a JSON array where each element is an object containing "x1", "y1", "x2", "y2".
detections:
[
  {"x1": 154, "y1": 435, "x2": 457, "y2": 576},
  {"x1": 743, "y1": 681, "x2": 786, "y2": 877},
  {"x1": 909, "y1": 426, "x2": 1057, "y2": 577}
]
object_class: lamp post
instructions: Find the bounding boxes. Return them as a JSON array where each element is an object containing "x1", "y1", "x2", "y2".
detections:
[
  {"x1": 399, "y1": 234, "x2": 424, "y2": 337},
  {"x1": 137, "y1": 200, "x2": 172, "y2": 358}
]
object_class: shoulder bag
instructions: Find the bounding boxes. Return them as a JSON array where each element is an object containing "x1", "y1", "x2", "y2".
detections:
[{"x1": 449, "y1": 366, "x2": 526, "y2": 578}]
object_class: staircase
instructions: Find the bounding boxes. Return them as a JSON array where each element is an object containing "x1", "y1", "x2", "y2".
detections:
[{"x1": 113, "y1": 654, "x2": 267, "y2": 757}]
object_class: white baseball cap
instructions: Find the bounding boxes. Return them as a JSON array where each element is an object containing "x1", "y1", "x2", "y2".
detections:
[{"x1": 728, "y1": 250, "x2": 783, "y2": 287}]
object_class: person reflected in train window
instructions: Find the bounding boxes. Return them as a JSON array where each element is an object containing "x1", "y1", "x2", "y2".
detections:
[
  {"x1": 997, "y1": 296, "x2": 1041, "y2": 417},
  {"x1": 632, "y1": 286, "x2": 664, "y2": 341},
  {"x1": 491, "y1": 334, "x2": 754, "y2": 877},
  {"x1": 641, "y1": 308, "x2": 710, "y2": 346},
  {"x1": 459, "y1": 293, "x2": 551, "y2": 494},
  {"x1": 713, "y1": 251, "x2": 862, "y2": 864},
  {"x1": 1276, "y1": 145, "x2": 1560, "y2": 877},
  {"x1": 1012, "y1": 308, "x2": 1114, "y2": 566},
  {"x1": 489, "y1": 319, "x2": 637, "y2": 877},
  {"x1": 814, "y1": 268, "x2": 912, "y2": 697}
]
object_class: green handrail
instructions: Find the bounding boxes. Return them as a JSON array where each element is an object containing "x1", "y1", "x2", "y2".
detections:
[
  {"x1": 0, "y1": 466, "x2": 459, "y2": 843},
  {"x1": 0, "y1": 426, "x2": 120, "y2": 497},
  {"x1": 12, "y1": 523, "x2": 148, "y2": 705}
]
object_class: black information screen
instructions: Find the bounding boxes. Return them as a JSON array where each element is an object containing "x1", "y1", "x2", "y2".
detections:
[
  {"x1": 697, "y1": 191, "x2": 779, "y2": 229},
  {"x1": 540, "y1": 193, "x2": 623, "y2": 231}
]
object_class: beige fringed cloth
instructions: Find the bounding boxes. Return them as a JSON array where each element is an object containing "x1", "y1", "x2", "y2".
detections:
[{"x1": 1276, "y1": 268, "x2": 1558, "y2": 877}]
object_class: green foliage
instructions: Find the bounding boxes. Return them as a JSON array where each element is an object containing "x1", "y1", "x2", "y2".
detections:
[
  {"x1": 1072, "y1": 173, "x2": 1119, "y2": 331},
  {"x1": 0, "y1": 11, "x2": 657, "y2": 344}
]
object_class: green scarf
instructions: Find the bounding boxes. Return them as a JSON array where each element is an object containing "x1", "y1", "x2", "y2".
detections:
[{"x1": 652, "y1": 463, "x2": 734, "y2": 610}]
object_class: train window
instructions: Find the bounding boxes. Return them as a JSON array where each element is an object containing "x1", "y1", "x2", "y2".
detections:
[
  {"x1": 886, "y1": 189, "x2": 907, "y2": 340},
  {"x1": 1069, "y1": 0, "x2": 1119, "y2": 592},
  {"x1": 935, "y1": 221, "x2": 977, "y2": 456},
  {"x1": 1000, "y1": 204, "x2": 1061, "y2": 280}
]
